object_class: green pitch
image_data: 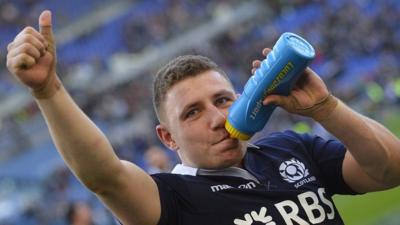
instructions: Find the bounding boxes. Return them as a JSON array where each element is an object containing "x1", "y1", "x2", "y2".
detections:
[{"x1": 334, "y1": 187, "x2": 400, "y2": 225}]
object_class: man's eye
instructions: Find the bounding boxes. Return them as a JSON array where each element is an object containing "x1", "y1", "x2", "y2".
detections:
[
  {"x1": 186, "y1": 109, "x2": 199, "y2": 118},
  {"x1": 215, "y1": 97, "x2": 231, "y2": 106}
]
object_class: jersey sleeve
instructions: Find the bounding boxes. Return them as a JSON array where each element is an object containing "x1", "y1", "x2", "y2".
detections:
[
  {"x1": 290, "y1": 130, "x2": 358, "y2": 195},
  {"x1": 151, "y1": 174, "x2": 180, "y2": 225}
]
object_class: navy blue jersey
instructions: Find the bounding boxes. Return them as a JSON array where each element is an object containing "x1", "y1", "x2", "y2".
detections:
[{"x1": 152, "y1": 131, "x2": 358, "y2": 225}]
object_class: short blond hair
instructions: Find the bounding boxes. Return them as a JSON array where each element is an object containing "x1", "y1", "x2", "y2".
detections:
[{"x1": 152, "y1": 55, "x2": 231, "y2": 121}]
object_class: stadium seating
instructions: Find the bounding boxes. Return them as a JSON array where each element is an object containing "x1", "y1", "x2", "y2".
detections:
[{"x1": 0, "y1": 0, "x2": 399, "y2": 224}]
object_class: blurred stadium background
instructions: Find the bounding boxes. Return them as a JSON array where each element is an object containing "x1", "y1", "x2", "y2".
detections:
[{"x1": 0, "y1": 0, "x2": 399, "y2": 224}]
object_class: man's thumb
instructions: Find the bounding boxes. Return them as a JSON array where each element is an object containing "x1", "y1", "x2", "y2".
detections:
[{"x1": 39, "y1": 10, "x2": 54, "y2": 42}]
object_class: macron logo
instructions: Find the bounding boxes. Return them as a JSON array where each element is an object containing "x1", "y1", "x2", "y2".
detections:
[{"x1": 211, "y1": 181, "x2": 256, "y2": 192}]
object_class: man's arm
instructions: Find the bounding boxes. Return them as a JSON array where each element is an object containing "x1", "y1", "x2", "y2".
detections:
[
  {"x1": 6, "y1": 10, "x2": 160, "y2": 225},
  {"x1": 317, "y1": 97, "x2": 400, "y2": 193},
  {"x1": 261, "y1": 66, "x2": 400, "y2": 193},
  {"x1": 37, "y1": 87, "x2": 161, "y2": 225}
]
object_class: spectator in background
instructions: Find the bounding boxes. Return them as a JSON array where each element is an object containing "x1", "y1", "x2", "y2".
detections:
[
  {"x1": 144, "y1": 145, "x2": 172, "y2": 174},
  {"x1": 66, "y1": 202, "x2": 96, "y2": 225},
  {"x1": 0, "y1": 2, "x2": 20, "y2": 26}
]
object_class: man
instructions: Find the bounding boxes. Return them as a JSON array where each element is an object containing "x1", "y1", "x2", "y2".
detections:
[
  {"x1": 66, "y1": 202, "x2": 96, "y2": 225},
  {"x1": 144, "y1": 145, "x2": 173, "y2": 174},
  {"x1": 6, "y1": 10, "x2": 400, "y2": 225}
]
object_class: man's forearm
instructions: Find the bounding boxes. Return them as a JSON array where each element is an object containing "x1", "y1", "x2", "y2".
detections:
[
  {"x1": 319, "y1": 98, "x2": 400, "y2": 186},
  {"x1": 36, "y1": 85, "x2": 122, "y2": 192}
]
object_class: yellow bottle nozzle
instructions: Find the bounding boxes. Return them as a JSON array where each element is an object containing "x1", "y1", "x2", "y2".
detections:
[{"x1": 225, "y1": 121, "x2": 251, "y2": 141}]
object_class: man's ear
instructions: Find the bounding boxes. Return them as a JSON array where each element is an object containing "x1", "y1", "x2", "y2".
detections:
[{"x1": 156, "y1": 124, "x2": 178, "y2": 151}]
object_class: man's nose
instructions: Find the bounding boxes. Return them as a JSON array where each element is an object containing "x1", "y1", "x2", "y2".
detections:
[{"x1": 209, "y1": 105, "x2": 227, "y2": 130}]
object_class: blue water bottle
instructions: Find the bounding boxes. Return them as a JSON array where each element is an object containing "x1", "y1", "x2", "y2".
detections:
[{"x1": 225, "y1": 32, "x2": 315, "y2": 140}]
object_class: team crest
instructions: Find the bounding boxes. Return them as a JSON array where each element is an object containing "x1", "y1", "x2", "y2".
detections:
[{"x1": 279, "y1": 158, "x2": 309, "y2": 183}]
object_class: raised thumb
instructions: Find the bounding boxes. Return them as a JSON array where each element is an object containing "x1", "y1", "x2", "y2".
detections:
[{"x1": 39, "y1": 10, "x2": 54, "y2": 42}]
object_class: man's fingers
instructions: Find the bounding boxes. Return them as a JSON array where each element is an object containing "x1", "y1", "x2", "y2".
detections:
[
  {"x1": 262, "y1": 95, "x2": 286, "y2": 106},
  {"x1": 8, "y1": 42, "x2": 42, "y2": 59},
  {"x1": 251, "y1": 48, "x2": 272, "y2": 74},
  {"x1": 12, "y1": 33, "x2": 47, "y2": 56},
  {"x1": 12, "y1": 25, "x2": 48, "y2": 56},
  {"x1": 8, "y1": 53, "x2": 36, "y2": 70},
  {"x1": 15, "y1": 26, "x2": 47, "y2": 44},
  {"x1": 252, "y1": 60, "x2": 261, "y2": 68},
  {"x1": 39, "y1": 10, "x2": 54, "y2": 42},
  {"x1": 262, "y1": 48, "x2": 272, "y2": 56},
  {"x1": 7, "y1": 42, "x2": 13, "y2": 51},
  {"x1": 262, "y1": 95, "x2": 277, "y2": 106},
  {"x1": 251, "y1": 60, "x2": 261, "y2": 74}
]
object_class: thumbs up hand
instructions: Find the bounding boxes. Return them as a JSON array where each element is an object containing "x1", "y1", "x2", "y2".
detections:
[{"x1": 6, "y1": 10, "x2": 61, "y2": 99}]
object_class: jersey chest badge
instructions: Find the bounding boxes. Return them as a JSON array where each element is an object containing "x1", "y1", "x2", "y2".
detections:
[{"x1": 279, "y1": 158, "x2": 316, "y2": 188}]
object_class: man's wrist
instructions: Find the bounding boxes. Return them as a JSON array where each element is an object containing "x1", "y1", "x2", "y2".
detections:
[
  {"x1": 308, "y1": 94, "x2": 339, "y2": 122},
  {"x1": 32, "y1": 74, "x2": 62, "y2": 99}
]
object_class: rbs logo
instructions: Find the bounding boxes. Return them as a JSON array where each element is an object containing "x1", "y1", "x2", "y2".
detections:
[
  {"x1": 234, "y1": 207, "x2": 276, "y2": 225},
  {"x1": 233, "y1": 188, "x2": 335, "y2": 225}
]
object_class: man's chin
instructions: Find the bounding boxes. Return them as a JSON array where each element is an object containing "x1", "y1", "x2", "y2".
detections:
[{"x1": 216, "y1": 144, "x2": 246, "y2": 168}]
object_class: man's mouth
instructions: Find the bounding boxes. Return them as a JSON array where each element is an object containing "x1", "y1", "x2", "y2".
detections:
[{"x1": 213, "y1": 133, "x2": 232, "y2": 145}]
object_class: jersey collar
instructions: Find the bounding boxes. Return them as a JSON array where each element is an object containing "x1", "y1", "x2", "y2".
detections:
[
  {"x1": 171, "y1": 164, "x2": 260, "y2": 183},
  {"x1": 171, "y1": 164, "x2": 198, "y2": 176}
]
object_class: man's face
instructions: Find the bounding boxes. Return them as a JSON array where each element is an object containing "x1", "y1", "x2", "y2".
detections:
[{"x1": 156, "y1": 70, "x2": 247, "y2": 169}]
